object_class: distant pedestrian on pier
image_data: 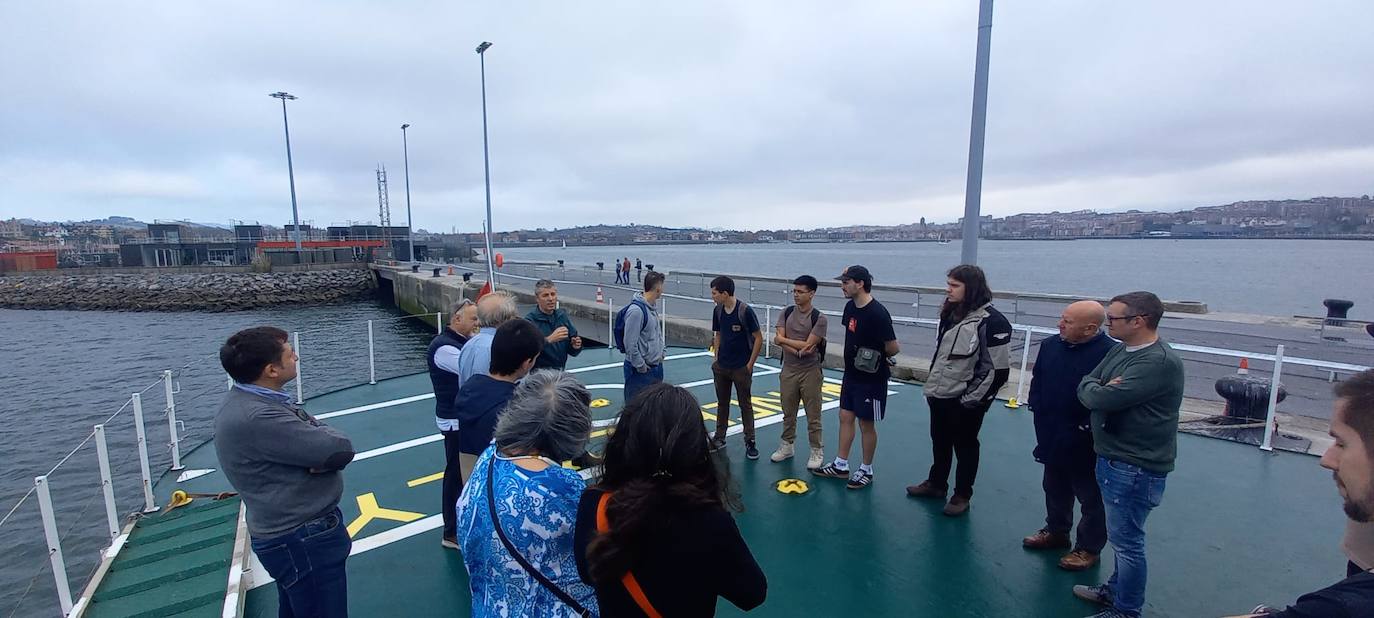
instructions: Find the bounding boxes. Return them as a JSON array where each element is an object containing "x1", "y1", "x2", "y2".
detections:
[
  {"x1": 1021, "y1": 300, "x2": 1113, "y2": 570},
  {"x1": 621, "y1": 257, "x2": 632, "y2": 285},
  {"x1": 635, "y1": 258, "x2": 642, "y2": 282},
  {"x1": 1071, "y1": 291, "x2": 1184, "y2": 618},
  {"x1": 813, "y1": 265, "x2": 898, "y2": 490},
  {"x1": 708, "y1": 275, "x2": 764, "y2": 460},
  {"x1": 528, "y1": 279, "x2": 582, "y2": 370},
  {"x1": 216, "y1": 326, "x2": 355, "y2": 618}
]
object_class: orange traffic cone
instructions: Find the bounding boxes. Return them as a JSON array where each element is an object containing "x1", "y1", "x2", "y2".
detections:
[
  {"x1": 595, "y1": 286, "x2": 604, "y2": 304},
  {"x1": 1238, "y1": 358, "x2": 1249, "y2": 375}
]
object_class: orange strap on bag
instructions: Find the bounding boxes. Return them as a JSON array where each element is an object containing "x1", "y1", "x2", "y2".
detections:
[{"x1": 596, "y1": 492, "x2": 663, "y2": 618}]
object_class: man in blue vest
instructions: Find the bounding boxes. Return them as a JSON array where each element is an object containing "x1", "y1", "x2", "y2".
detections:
[
  {"x1": 1022, "y1": 300, "x2": 1113, "y2": 571},
  {"x1": 428, "y1": 298, "x2": 479, "y2": 549},
  {"x1": 528, "y1": 279, "x2": 582, "y2": 370}
]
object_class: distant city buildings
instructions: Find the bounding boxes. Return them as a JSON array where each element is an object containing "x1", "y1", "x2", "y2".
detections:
[{"x1": 2, "y1": 195, "x2": 1371, "y2": 271}]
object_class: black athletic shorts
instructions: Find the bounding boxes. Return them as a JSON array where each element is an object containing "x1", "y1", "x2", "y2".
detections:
[{"x1": 840, "y1": 379, "x2": 888, "y2": 421}]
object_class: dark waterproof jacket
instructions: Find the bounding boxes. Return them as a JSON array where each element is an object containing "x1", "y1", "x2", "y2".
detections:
[
  {"x1": 1027, "y1": 332, "x2": 1114, "y2": 466},
  {"x1": 526, "y1": 307, "x2": 581, "y2": 370}
]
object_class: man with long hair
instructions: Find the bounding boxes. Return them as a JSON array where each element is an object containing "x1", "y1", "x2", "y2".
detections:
[
  {"x1": 574, "y1": 384, "x2": 766, "y2": 616},
  {"x1": 813, "y1": 265, "x2": 899, "y2": 490},
  {"x1": 907, "y1": 264, "x2": 1013, "y2": 516}
]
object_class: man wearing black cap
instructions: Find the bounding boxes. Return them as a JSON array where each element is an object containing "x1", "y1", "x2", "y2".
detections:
[{"x1": 813, "y1": 265, "x2": 899, "y2": 490}]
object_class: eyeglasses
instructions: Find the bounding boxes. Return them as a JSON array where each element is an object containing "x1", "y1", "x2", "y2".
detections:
[{"x1": 1105, "y1": 314, "x2": 1142, "y2": 322}]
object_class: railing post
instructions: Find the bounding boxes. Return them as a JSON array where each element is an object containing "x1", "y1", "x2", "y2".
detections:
[
  {"x1": 293, "y1": 331, "x2": 303, "y2": 404},
  {"x1": 661, "y1": 296, "x2": 668, "y2": 341},
  {"x1": 367, "y1": 319, "x2": 377, "y2": 385},
  {"x1": 435, "y1": 312, "x2": 442, "y2": 334},
  {"x1": 94, "y1": 425, "x2": 120, "y2": 542},
  {"x1": 1261, "y1": 344, "x2": 1285, "y2": 452},
  {"x1": 131, "y1": 393, "x2": 157, "y2": 513},
  {"x1": 35, "y1": 475, "x2": 74, "y2": 615},
  {"x1": 764, "y1": 305, "x2": 772, "y2": 359},
  {"x1": 607, "y1": 298, "x2": 614, "y2": 350},
  {"x1": 163, "y1": 370, "x2": 183, "y2": 471},
  {"x1": 1008, "y1": 327, "x2": 1033, "y2": 408}
]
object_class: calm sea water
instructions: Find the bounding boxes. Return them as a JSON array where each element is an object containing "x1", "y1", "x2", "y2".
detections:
[
  {"x1": 0, "y1": 303, "x2": 436, "y2": 617},
  {"x1": 503, "y1": 239, "x2": 1374, "y2": 318}
]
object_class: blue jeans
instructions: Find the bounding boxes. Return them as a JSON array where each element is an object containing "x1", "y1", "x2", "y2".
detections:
[
  {"x1": 623, "y1": 361, "x2": 663, "y2": 404},
  {"x1": 1096, "y1": 456, "x2": 1167, "y2": 618},
  {"x1": 251, "y1": 507, "x2": 352, "y2": 618}
]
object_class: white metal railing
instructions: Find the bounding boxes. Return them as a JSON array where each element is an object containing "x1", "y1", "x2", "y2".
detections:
[{"x1": 2, "y1": 308, "x2": 444, "y2": 616}]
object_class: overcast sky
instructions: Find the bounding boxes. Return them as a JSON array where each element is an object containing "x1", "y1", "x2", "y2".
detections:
[{"x1": 2, "y1": 1, "x2": 1372, "y2": 233}]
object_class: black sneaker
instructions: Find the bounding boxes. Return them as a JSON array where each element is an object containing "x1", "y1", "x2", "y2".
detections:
[
  {"x1": 846, "y1": 469, "x2": 873, "y2": 490},
  {"x1": 812, "y1": 463, "x2": 850, "y2": 479},
  {"x1": 745, "y1": 440, "x2": 759, "y2": 460},
  {"x1": 709, "y1": 435, "x2": 727, "y2": 452}
]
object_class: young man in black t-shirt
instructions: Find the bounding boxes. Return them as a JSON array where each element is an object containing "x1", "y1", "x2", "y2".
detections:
[
  {"x1": 813, "y1": 265, "x2": 898, "y2": 489},
  {"x1": 1228, "y1": 370, "x2": 1374, "y2": 618},
  {"x1": 709, "y1": 275, "x2": 764, "y2": 459}
]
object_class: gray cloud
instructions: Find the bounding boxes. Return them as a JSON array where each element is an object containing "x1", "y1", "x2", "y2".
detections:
[{"x1": 2, "y1": 1, "x2": 1371, "y2": 232}]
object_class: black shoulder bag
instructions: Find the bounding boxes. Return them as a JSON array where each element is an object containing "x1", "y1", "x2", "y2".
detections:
[{"x1": 486, "y1": 460, "x2": 593, "y2": 617}]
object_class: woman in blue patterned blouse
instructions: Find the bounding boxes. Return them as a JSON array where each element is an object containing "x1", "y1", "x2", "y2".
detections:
[{"x1": 457, "y1": 370, "x2": 598, "y2": 617}]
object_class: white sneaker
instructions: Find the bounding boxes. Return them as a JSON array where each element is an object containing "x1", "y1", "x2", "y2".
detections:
[
  {"x1": 806, "y1": 447, "x2": 825, "y2": 470},
  {"x1": 770, "y1": 442, "x2": 794, "y2": 462}
]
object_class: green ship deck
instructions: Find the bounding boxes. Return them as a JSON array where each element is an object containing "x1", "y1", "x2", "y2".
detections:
[{"x1": 142, "y1": 346, "x2": 1344, "y2": 617}]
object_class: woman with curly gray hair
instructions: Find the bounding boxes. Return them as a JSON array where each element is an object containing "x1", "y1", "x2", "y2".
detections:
[{"x1": 456, "y1": 370, "x2": 599, "y2": 617}]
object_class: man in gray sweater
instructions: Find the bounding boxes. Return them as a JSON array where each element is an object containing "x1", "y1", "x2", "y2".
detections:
[
  {"x1": 1070, "y1": 292, "x2": 1184, "y2": 618},
  {"x1": 215, "y1": 326, "x2": 356, "y2": 617}
]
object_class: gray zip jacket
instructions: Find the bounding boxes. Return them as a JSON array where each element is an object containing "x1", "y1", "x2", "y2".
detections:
[
  {"x1": 623, "y1": 291, "x2": 666, "y2": 370},
  {"x1": 925, "y1": 303, "x2": 1014, "y2": 407}
]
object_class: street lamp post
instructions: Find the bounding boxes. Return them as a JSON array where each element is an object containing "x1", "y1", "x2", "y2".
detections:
[
  {"x1": 959, "y1": 0, "x2": 995, "y2": 266},
  {"x1": 476, "y1": 41, "x2": 496, "y2": 289},
  {"x1": 401, "y1": 123, "x2": 415, "y2": 262},
  {"x1": 269, "y1": 91, "x2": 303, "y2": 252}
]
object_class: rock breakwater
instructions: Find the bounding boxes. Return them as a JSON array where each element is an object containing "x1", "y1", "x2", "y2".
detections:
[{"x1": 0, "y1": 268, "x2": 377, "y2": 311}]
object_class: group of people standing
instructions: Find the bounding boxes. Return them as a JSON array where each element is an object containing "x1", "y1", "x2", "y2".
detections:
[
  {"x1": 208, "y1": 259, "x2": 1374, "y2": 617},
  {"x1": 613, "y1": 257, "x2": 642, "y2": 285}
]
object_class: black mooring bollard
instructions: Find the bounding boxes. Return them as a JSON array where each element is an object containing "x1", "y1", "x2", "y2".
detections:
[
  {"x1": 432, "y1": 268, "x2": 442, "y2": 277},
  {"x1": 1324, "y1": 299, "x2": 1355, "y2": 326}
]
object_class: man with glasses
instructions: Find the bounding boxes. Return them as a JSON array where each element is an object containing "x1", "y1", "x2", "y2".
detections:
[
  {"x1": 771, "y1": 275, "x2": 829, "y2": 469},
  {"x1": 1071, "y1": 291, "x2": 1185, "y2": 618}
]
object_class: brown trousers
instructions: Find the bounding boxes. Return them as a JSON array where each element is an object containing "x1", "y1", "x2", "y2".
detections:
[
  {"x1": 778, "y1": 364, "x2": 824, "y2": 449},
  {"x1": 712, "y1": 363, "x2": 755, "y2": 440}
]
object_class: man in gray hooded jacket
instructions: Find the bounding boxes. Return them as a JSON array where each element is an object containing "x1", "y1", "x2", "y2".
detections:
[{"x1": 622, "y1": 270, "x2": 666, "y2": 403}]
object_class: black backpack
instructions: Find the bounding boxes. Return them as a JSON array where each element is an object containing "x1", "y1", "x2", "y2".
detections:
[{"x1": 782, "y1": 305, "x2": 827, "y2": 359}]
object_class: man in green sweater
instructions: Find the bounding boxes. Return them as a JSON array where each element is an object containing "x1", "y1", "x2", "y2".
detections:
[{"x1": 1071, "y1": 291, "x2": 1184, "y2": 618}]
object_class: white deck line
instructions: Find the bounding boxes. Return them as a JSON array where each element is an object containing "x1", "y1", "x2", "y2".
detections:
[
  {"x1": 317, "y1": 393, "x2": 435, "y2": 419},
  {"x1": 311, "y1": 351, "x2": 716, "y2": 420}
]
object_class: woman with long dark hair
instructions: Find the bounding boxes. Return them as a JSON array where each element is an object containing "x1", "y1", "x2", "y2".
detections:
[
  {"x1": 906, "y1": 264, "x2": 1014, "y2": 516},
  {"x1": 574, "y1": 384, "x2": 766, "y2": 617}
]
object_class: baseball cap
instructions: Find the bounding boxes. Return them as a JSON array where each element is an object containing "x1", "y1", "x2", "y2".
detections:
[{"x1": 835, "y1": 265, "x2": 872, "y2": 284}]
